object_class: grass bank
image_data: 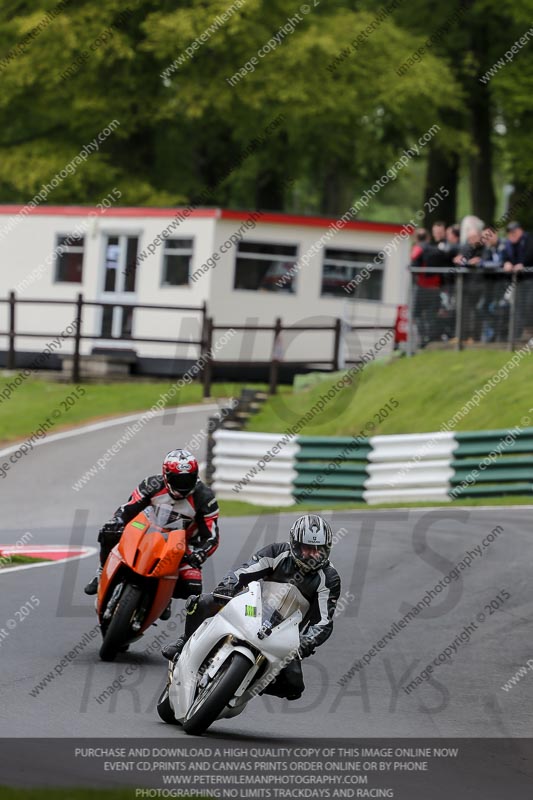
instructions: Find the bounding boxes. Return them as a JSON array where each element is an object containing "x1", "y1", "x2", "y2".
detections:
[
  {"x1": 245, "y1": 350, "x2": 532, "y2": 436},
  {"x1": 0, "y1": 378, "x2": 261, "y2": 444}
]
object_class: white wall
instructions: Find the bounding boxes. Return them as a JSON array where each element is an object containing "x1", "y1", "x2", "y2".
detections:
[
  {"x1": 0, "y1": 208, "x2": 409, "y2": 364},
  {"x1": 207, "y1": 218, "x2": 409, "y2": 363},
  {"x1": 0, "y1": 210, "x2": 215, "y2": 360}
]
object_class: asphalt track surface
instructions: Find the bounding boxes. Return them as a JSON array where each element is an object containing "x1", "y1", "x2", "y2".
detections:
[{"x1": 1, "y1": 402, "x2": 532, "y2": 746}]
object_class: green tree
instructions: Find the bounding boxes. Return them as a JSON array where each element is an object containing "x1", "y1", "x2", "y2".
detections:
[
  {"x1": 388, "y1": 0, "x2": 533, "y2": 226},
  {"x1": 143, "y1": 1, "x2": 462, "y2": 214}
]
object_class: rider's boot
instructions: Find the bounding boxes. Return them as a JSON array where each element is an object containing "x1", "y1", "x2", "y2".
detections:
[
  {"x1": 162, "y1": 635, "x2": 186, "y2": 662},
  {"x1": 84, "y1": 566, "x2": 102, "y2": 596}
]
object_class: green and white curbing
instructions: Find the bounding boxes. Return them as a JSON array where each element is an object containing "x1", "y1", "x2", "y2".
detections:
[{"x1": 212, "y1": 427, "x2": 533, "y2": 506}]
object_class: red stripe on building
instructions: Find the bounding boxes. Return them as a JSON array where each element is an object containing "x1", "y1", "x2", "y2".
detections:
[
  {"x1": 0, "y1": 205, "x2": 405, "y2": 233},
  {"x1": 219, "y1": 209, "x2": 405, "y2": 234}
]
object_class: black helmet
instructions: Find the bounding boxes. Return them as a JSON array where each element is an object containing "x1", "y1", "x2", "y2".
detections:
[{"x1": 289, "y1": 514, "x2": 332, "y2": 571}]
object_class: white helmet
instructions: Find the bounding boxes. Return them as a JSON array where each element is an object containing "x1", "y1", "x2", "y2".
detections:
[{"x1": 289, "y1": 514, "x2": 332, "y2": 571}]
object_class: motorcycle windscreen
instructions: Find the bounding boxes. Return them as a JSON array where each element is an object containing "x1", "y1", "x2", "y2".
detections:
[
  {"x1": 259, "y1": 581, "x2": 310, "y2": 632},
  {"x1": 144, "y1": 504, "x2": 188, "y2": 531}
]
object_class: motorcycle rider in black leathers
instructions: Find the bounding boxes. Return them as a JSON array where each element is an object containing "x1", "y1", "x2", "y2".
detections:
[
  {"x1": 84, "y1": 449, "x2": 219, "y2": 620},
  {"x1": 162, "y1": 514, "x2": 340, "y2": 700}
]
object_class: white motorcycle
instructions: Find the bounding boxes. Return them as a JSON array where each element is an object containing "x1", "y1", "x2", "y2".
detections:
[{"x1": 157, "y1": 580, "x2": 309, "y2": 735}]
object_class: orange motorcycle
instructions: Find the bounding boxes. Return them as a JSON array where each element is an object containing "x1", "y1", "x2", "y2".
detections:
[{"x1": 97, "y1": 504, "x2": 186, "y2": 661}]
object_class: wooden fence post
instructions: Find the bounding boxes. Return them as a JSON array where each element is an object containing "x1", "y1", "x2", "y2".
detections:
[
  {"x1": 508, "y1": 273, "x2": 518, "y2": 351},
  {"x1": 199, "y1": 300, "x2": 208, "y2": 361},
  {"x1": 269, "y1": 317, "x2": 282, "y2": 395},
  {"x1": 7, "y1": 291, "x2": 15, "y2": 370},
  {"x1": 72, "y1": 293, "x2": 83, "y2": 383},
  {"x1": 202, "y1": 317, "x2": 214, "y2": 399},
  {"x1": 455, "y1": 272, "x2": 464, "y2": 351},
  {"x1": 332, "y1": 318, "x2": 342, "y2": 371}
]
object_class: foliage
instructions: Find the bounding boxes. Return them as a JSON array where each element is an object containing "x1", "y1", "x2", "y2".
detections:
[
  {"x1": 0, "y1": 0, "x2": 530, "y2": 216},
  {"x1": 0, "y1": 377, "x2": 260, "y2": 443}
]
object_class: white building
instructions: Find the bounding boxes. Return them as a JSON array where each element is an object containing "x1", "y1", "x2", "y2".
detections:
[{"x1": 0, "y1": 204, "x2": 410, "y2": 374}]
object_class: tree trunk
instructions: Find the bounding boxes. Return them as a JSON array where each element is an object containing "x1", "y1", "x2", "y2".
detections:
[
  {"x1": 468, "y1": 21, "x2": 496, "y2": 225},
  {"x1": 254, "y1": 172, "x2": 286, "y2": 211},
  {"x1": 320, "y1": 168, "x2": 353, "y2": 216},
  {"x1": 423, "y1": 145, "x2": 459, "y2": 227},
  {"x1": 507, "y1": 182, "x2": 533, "y2": 231}
]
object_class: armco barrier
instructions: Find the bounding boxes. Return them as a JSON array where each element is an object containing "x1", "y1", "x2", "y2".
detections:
[
  {"x1": 212, "y1": 429, "x2": 298, "y2": 506},
  {"x1": 364, "y1": 432, "x2": 455, "y2": 504},
  {"x1": 294, "y1": 436, "x2": 371, "y2": 504},
  {"x1": 210, "y1": 426, "x2": 533, "y2": 507},
  {"x1": 450, "y1": 428, "x2": 533, "y2": 499}
]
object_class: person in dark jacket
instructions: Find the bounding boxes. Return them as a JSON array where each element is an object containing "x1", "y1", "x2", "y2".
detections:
[
  {"x1": 162, "y1": 514, "x2": 341, "y2": 701},
  {"x1": 445, "y1": 224, "x2": 461, "y2": 259},
  {"x1": 503, "y1": 221, "x2": 533, "y2": 272},
  {"x1": 480, "y1": 226, "x2": 506, "y2": 269},
  {"x1": 503, "y1": 222, "x2": 533, "y2": 340},
  {"x1": 411, "y1": 227, "x2": 444, "y2": 347},
  {"x1": 452, "y1": 228, "x2": 486, "y2": 341},
  {"x1": 84, "y1": 449, "x2": 219, "y2": 619},
  {"x1": 478, "y1": 226, "x2": 507, "y2": 341}
]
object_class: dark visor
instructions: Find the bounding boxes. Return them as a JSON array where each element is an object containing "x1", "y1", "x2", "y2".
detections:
[{"x1": 166, "y1": 472, "x2": 196, "y2": 494}]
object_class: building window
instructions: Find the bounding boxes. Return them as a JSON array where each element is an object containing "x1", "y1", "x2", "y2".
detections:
[
  {"x1": 162, "y1": 238, "x2": 194, "y2": 286},
  {"x1": 321, "y1": 248, "x2": 384, "y2": 299},
  {"x1": 234, "y1": 241, "x2": 298, "y2": 293},
  {"x1": 55, "y1": 235, "x2": 84, "y2": 283}
]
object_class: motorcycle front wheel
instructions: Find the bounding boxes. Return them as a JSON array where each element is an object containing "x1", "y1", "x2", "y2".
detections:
[
  {"x1": 157, "y1": 684, "x2": 180, "y2": 725},
  {"x1": 183, "y1": 652, "x2": 251, "y2": 736},
  {"x1": 99, "y1": 584, "x2": 142, "y2": 662}
]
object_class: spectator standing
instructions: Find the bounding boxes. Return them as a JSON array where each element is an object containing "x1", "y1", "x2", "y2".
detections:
[
  {"x1": 432, "y1": 220, "x2": 447, "y2": 246},
  {"x1": 503, "y1": 222, "x2": 533, "y2": 340},
  {"x1": 411, "y1": 228, "x2": 442, "y2": 347},
  {"x1": 503, "y1": 221, "x2": 533, "y2": 272},
  {"x1": 480, "y1": 226, "x2": 506, "y2": 269},
  {"x1": 445, "y1": 224, "x2": 461, "y2": 259},
  {"x1": 453, "y1": 228, "x2": 485, "y2": 342},
  {"x1": 479, "y1": 226, "x2": 506, "y2": 341}
]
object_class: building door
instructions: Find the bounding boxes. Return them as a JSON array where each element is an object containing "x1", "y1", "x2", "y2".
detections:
[{"x1": 99, "y1": 235, "x2": 138, "y2": 340}]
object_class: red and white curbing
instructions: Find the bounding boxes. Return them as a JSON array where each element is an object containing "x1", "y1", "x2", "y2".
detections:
[{"x1": 0, "y1": 545, "x2": 97, "y2": 574}]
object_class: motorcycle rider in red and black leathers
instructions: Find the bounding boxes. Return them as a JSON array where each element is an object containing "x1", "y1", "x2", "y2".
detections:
[
  {"x1": 162, "y1": 514, "x2": 341, "y2": 700},
  {"x1": 84, "y1": 449, "x2": 219, "y2": 619}
]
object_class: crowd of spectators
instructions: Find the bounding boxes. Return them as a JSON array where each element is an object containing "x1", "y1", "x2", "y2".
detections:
[{"x1": 410, "y1": 217, "x2": 533, "y2": 347}]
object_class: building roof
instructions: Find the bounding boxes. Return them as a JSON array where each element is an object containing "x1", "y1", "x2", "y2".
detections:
[{"x1": 0, "y1": 205, "x2": 405, "y2": 234}]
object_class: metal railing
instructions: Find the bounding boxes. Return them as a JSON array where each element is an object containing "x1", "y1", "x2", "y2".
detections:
[{"x1": 408, "y1": 267, "x2": 533, "y2": 353}]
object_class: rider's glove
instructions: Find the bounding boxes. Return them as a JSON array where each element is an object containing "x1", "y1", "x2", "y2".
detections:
[
  {"x1": 98, "y1": 519, "x2": 124, "y2": 539},
  {"x1": 213, "y1": 581, "x2": 237, "y2": 600},
  {"x1": 185, "y1": 594, "x2": 201, "y2": 614},
  {"x1": 184, "y1": 550, "x2": 207, "y2": 569},
  {"x1": 298, "y1": 637, "x2": 316, "y2": 660}
]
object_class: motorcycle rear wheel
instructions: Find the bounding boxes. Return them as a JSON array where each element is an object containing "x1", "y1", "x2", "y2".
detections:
[
  {"x1": 99, "y1": 584, "x2": 142, "y2": 662},
  {"x1": 183, "y1": 652, "x2": 251, "y2": 735}
]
